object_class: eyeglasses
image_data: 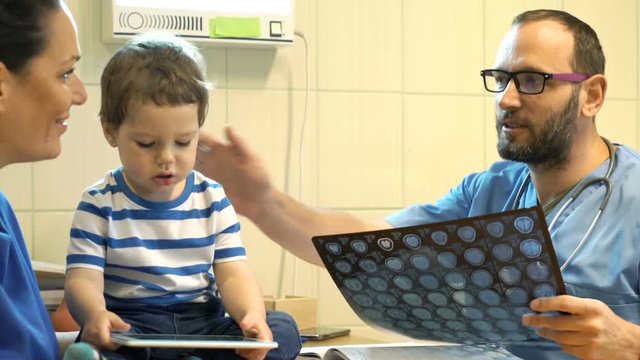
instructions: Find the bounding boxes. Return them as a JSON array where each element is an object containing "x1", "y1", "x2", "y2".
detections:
[{"x1": 480, "y1": 69, "x2": 588, "y2": 95}]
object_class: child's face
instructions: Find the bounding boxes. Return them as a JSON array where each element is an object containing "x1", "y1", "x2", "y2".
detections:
[{"x1": 104, "y1": 102, "x2": 200, "y2": 202}]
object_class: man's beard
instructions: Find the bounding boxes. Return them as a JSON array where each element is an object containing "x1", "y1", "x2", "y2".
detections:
[{"x1": 496, "y1": 88, "x2": 580, "y2": 169}]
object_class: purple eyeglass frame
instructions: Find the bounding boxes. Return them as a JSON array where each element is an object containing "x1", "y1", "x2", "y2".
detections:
[{"x1": 480, "y1": 69, "x2": 590, "y2": 94}]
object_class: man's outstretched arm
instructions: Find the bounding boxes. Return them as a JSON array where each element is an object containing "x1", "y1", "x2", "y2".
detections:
[{"x1": 196, "y1": 127, "x2": 389, "y2": 266}]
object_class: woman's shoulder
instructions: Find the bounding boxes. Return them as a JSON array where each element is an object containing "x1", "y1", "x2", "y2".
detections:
[{"x1": 0, "y1": 191, "x2": 10, "y2": 209}]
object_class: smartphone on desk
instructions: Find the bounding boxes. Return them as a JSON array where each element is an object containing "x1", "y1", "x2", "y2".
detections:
[{"x1": 300, "y1": 327, "x2": 350, "y2": 341}]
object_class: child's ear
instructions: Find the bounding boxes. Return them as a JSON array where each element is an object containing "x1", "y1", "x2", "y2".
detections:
[{"x1": 102, "y1": 123, "x2": 118, "y2": 147}]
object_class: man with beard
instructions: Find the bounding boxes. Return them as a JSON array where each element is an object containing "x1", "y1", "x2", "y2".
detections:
[{"x1": 194, "y1": 9, "x2": 640, "y2": 360}]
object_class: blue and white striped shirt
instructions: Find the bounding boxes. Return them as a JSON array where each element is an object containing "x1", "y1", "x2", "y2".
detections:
[{"x1": 66, "y1": 168, "x2": 246, "y2": 305}]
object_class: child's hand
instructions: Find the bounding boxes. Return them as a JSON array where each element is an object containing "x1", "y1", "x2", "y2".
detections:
[
  {"x1": 236, "y1": 317, "x2": 273, "y2": 360},
  {"x1": 80, "y1": 310, "x2": 131, "y2": 351}
]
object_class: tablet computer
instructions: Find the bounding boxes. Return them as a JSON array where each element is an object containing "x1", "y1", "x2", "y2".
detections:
[{"x1": 110, "y1": 333, "x2": 279, "y2": 349}]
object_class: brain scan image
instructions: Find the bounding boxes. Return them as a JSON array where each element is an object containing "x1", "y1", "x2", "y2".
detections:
[{"x1": 313, "y1": 207, "x2": 565, "y2": 344}]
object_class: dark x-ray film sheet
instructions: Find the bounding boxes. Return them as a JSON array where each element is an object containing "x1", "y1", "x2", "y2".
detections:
[{"x1": 312, "y1": 207, "x2": 565, "y2": 344}]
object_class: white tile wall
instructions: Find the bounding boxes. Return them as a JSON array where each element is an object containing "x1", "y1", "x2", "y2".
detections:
[
  {"x1": 0, "y1": 163, "x2": 32, "y2": 210},
  {"x1": 317, "y1": 0, "x2": 402, "y2": 92},
  {"x1": 317, "y1": 92, "x2": 403, "y2": 208},
  {"x1": 33, "y1": 212, "x2": 75, "y2": 264},
  {"x1": 597, "y1": 100, "x2": 638, "y2": 148},
  {"x1": 404, "y1": 0, "x2": 485, "y2": 95},
  {"x1": 237, "y1": 218, "x2": 290, "y2": 299},
  {"x1": 2, "y1": 0, "x2": 636, "y2": 328},
  {"x1": 565, "y1": 0, "x2": 638, "y2": 100},
  {"x1": 403, "y1": 95, "x2": 486, "y2": 205}
]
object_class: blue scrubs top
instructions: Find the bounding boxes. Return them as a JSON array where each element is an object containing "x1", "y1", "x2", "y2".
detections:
[
  {"x1": 387, "y1": 144, "x2": 640, "y2": 360},
  {"x1": 0, "y1": 192, "x2": 58, "y2": 360}
]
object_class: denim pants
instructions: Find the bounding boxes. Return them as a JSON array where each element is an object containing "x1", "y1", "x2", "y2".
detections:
[{"x1": 91, "y1": 296, "x2": 302, "y2": 360}]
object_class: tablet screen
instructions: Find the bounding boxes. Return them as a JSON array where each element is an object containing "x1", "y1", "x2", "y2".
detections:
[{"x1": 110, "y1": 333, "x2": 279, "y2": 349}]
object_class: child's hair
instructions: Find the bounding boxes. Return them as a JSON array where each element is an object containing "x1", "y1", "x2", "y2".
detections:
[{"x1": 99, "y1": 32, "x2": 210, "y2": 129}]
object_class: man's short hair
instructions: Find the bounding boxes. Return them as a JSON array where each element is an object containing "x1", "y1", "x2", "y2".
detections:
[{"x1": 512, "y1": 9, "x2": 605, "y2": 76}]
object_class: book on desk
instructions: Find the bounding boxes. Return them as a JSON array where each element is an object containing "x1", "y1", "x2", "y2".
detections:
[{"x1": 298, "y1": 343, "x2": 522, "y2": 360}]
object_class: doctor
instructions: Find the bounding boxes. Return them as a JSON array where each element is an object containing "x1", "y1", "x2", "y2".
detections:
[{"x1": 195, "y1": 9, "x2": 640, "y2": 360}]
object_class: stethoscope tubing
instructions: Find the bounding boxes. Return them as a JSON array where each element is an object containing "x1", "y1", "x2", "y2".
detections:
[{"x1": 512, "y1": 137, "x2": 616, "y2": 272}]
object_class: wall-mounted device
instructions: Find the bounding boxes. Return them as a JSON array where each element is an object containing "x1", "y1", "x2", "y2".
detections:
[{"x1": 102, "y1": 0, "x2": 293, "y2": 48}]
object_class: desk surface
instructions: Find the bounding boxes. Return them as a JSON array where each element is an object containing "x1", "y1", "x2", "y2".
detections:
[{"x1": 302, "y1": 326, "x2": 449, "y2": 348}]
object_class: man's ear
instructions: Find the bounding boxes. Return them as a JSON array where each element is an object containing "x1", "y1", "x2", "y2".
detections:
[
  {"x1": 102, "y1": 122, "x2": 118, "y2": 147},
  {"x1": 580, "y1": 74, "x2": 607, "y2": 118},
  {"x1": 0, "y1": 62, "x2": 12, "y2": 113}
]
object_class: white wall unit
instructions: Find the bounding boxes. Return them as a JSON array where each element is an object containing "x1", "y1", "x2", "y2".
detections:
[{"x1": 102, "y1": 0, "x2": 294, "y2": 48}]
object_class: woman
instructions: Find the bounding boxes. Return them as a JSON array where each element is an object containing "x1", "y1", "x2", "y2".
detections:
[{"x1": 0, "y1": 0, "x2": 87, "y2": 358}]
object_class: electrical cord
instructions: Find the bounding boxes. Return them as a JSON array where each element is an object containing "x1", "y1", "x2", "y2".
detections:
[{"x1": 277, "y1": 29, "x2": 309, "y2": 298}]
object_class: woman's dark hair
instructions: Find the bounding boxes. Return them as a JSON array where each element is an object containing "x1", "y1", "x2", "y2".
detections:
[{"x1": 0, "y1": 0, "x2": 62, "y2": 74}]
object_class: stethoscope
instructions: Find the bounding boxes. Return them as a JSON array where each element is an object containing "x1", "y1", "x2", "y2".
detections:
[{"x1": 512, "y1": 137, "x2": 617, "y2": 272}]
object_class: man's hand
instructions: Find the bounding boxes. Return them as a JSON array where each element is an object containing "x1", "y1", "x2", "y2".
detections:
[
  {"x1": 522, "y1": 295, "x2": 640, "y2": 360},
  {"x1": 196, "y1": 126, "x2": 273, "y2": 219}
]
